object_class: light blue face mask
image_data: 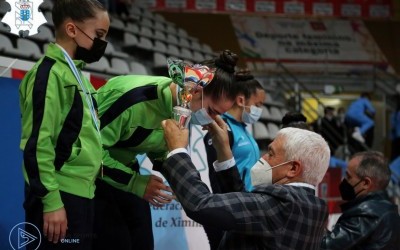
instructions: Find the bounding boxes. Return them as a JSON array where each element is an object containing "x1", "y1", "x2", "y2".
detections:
[
  {"x1": 190, "y1": 91, "x2": 214, "y2": 126},
  {"x1": 242, "y1": 105, "x2": 262, "y2": 124}
]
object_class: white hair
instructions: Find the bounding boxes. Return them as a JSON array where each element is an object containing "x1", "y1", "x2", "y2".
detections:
[{"x1": 277, "y1": 127, "x2": 330, "y2": 186}]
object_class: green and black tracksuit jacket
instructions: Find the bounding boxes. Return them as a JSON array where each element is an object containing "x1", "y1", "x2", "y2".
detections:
[
  {"x1": 19, "y1": 43, "x2": 102, "y2": 212},
  {"x1": 97, "y1": 75, "x2": 173, "y2": 197}
]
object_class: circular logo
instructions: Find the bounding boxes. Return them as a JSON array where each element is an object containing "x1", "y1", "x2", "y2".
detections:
[{"x1": 9, "y1": 222, "x2": 41, "y2": 250}]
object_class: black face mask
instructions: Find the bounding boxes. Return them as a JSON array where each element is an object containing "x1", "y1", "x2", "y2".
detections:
[
  {"x1": 339, "y1": 178, "x2": 363, "y2": 201},
  {"x1": 74, "y1": 26, "x2": 107, "y2": 64}
]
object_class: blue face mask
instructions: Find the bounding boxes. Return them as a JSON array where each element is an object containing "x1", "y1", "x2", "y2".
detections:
[
  {"x1": 190, "y1": 91, "x2": 214, "y2": 126},
  {"x1": 191, "y1": 108, "x2": 214, "y2": 126},
  {"x1": 242, "y1": 105, "x2": 262, "y2": 124}
]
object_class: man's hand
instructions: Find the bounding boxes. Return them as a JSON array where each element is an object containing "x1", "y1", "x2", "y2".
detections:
[
  {"x1": 43, "y1": 207, "x2": 68, "y2": 244},
  {"x1": 162, "y1": 119, "x2": 189, "y2": 151},
  {"x1": 207, "y1": 116, "x2": 233, "y2": 161},
  {"x1": 143, "y1": 175, "x2": 175, "y2": 207}
]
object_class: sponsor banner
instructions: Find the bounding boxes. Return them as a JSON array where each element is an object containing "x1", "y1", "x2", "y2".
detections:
[
  {"x1": 231, "y1": 16, "x2": 392, "y2": 72},
  {"x1": 150, "y1": 0, "x2": 393, "y2": 18}
]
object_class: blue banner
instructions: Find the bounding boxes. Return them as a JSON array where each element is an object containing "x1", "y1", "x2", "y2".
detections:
[{"x1": 0, "y1": 77, "x2": 25, "y2": 249}]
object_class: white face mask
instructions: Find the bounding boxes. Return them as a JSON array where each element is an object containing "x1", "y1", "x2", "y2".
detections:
[
  {"x1": 191, "y1": 91, "x2": 214, "y2": 126},
  {"x1": 250, "y1": 158, "x2": 292, "y2": 187},
  {"x1": 242, "y1": 105, "x2": 262, "y2": 124}
]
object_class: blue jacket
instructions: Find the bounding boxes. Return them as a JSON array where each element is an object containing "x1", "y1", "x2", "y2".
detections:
[
  {"x1": 391, "y1": 111, "x2": 400, "y2": 139},
  {"x1": 223, "y1": 113, "x2": 260, "y2": 191},
  {"x1": 346, "y1": 97, "x2": 375, "y2": 116}
]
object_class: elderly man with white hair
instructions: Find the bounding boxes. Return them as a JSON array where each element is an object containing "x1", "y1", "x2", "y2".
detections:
[{"x1": 160, "y1": 116, "x2": 331, "y2": 250}]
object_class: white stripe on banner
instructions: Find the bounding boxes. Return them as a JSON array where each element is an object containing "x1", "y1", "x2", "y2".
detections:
[{"x1": 138, "y1": 125, "x2": 211, "y2": 250}]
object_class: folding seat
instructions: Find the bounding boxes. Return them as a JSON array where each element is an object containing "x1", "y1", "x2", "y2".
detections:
[
  {"x1": 180, "y1": 48, "x2": 193, "y2": 60},
  {"x1": 153, "y1": 13, "x2": 166, "y2": 22},
  {"x1": 267, "y1": 123, "x2": 280, "y2": 139},
  {"x1": 269, "y1": 106, "x2": 283, "y2": 121},
  {"x1": 191, "y1": 40, "x2": 202, "y2": 51},
  {"x1": 123, "y1": 32, "x2": 138, "y2": 47},
  {"x1": 202, "y1": 44, "x2": 213, "y2": 54},
  {"x1": 105, "y1": 42, "x2": 129, "y2": 58},
  {"x1": 17, "y1": 39, "x2": 43, "y2": 60},
  {"x1": 84, "y1": 56, "x2": 110, "y2": 73},
  {"x1": 177, "y1": 28, "x2": 188, "y2": 38},
  {"x1": 44, "y1": 11, "x2": 54, "y2": 26},
  {"x1": 126, "y1": 22, "x2": 140, "y2": 34},
  {"x1": 260, "y1": 106, "x2": 271, "y2": 120},
  {"x1": 107, "y1": 58, "x2": 130, "y2": 75},
  {"x1": 193, "y1": 51, "x2": 205, "y2": 62},
  {"x1": 39, "y1": 0, "x2": 54, "y2": 11},
  {"x1": 137, "y1": 36, "x2": 153, "y2": 50},
  {"x1": 141, "y1": 18, "x2": 153, "y2": 28},
  {"x1": 139, "y1": 26, "x2": 153, "y2": 38},
  {"x1": 0, "y1": 23, "x2": 10, "y2": 33},
  {"x1": 130, "y1": 61, "x2": 148, "y2": 75},
  {"x1": 154, "y1": 30, "x2": 166, "y2": 41},
  {"x1": 30, "y1": 25, "x2": 54, "y2": 42},
  {"x1": 165, "y1": 23, "x2": 177, "y2": 34},
  {"x1": 0, "y1": 34, "x2": 22, "y2": 57},
  {"x1": 167, "y1": 33, "x2": 179, "y2": 45},
  {"x1": 154, "y1": 40, "x2": 167, "y2": 53},
  {"x1": 178, "y1": 37, "x2": 191, "y2": 48},
  {"x1": 153, "y1": 52, "x2": 167, "y2": 68},
  {"x1": 167, "y1": 44, "x2": 180, "y2": 57},
  {"x1": 253, "y1": 122, "x2": 270, "y2": 140},
  {"x1": 110, "y1": 18, "x2": 125, "y2": 30},
  {"x1": 154, "y1": 21, "x2": 165, "y2": 31}
]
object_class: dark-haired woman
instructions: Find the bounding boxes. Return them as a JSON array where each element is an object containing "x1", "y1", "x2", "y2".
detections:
[
  {"x1": 93, "y1": 50, "x2": 239, "y2": 250},
  {"x1": 203, "y1": 70, "x2": 265, "y2": 249},
  {"x1": 19, "y1": 0, "x2": 110, "y2": 249}
]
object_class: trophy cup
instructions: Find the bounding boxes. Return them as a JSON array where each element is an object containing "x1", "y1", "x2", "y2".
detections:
[{"x1": 167, "y1": 58, "x2": 215, "y2": 128}]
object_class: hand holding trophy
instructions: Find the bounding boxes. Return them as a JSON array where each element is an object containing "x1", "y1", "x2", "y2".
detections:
[{"x1": 167, "y1": 58, "x2": 215, "y2": 128}]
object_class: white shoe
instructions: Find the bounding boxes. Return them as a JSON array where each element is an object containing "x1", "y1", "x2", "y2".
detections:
[{"x1": 352, "y1": 128, "x2": 365, "y2": 143}]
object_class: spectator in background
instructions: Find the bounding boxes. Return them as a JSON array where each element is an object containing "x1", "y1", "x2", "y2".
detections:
[
  {"x1": 321, "y1": 151, "x2": 400, "y2": 250},
  {"x1": 203, "y1": 69, "x2": 265, "y2": 249},
  {"x1": 345, "y1": 93, "x2": 375, "y2": 144},
  {"x1": 390, "y1": 95, "x2": 400, "y2": 161},
  {"x1": 93, "y1": 50, "x2": 239, "y2": 250},
  {"x1": 337, "y1": 107, "x2": 346, "y2": 127},
  {"x1": 161, "y1": 117, "x2": 331, "y2": 249},
  {"x1": 281, "y1": 111, "x2": 310, "y2": 130},
  {"x1": 19, "y1": 0, "x2": 109, "y2": 248},
  {"x1": 320, "y1": 107, "x2": 343, "y2": 154}
]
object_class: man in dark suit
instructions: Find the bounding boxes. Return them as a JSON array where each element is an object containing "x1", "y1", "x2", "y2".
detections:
[{"x1": 160, "y1": 116, "x2": 331, "y2": 249}]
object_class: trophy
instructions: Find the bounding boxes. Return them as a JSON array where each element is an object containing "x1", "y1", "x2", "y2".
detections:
[{"x1": 167, "y1": 58, "x2": 215, "y2": 128}]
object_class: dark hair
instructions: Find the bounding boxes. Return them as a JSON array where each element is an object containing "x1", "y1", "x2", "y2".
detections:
[
  {"x1": 360, "y1": 92, "x2": 371, "y2": 99},
  {"x1": 200, "y1": 50, "x2": 239, "y2": 102},
  {"x1": 52, "y1": 0, "x2": 107, "y2": 30},
  {"x1": 281, "y1": 111, "x2": 309, "y2": 129},
  {"x1": 235, "y1": 69, "x2": 264, "y2": 99},
  {"x1": 351, "y1": 151, "x2": 391, "y2": 189},
  {"x1": 324, "y1": 106, "x2": 335, "y2": 115}
]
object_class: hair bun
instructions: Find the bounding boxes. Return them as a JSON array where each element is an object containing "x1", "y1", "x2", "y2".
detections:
[
  {"x1": 282, "y1": 112, "x2": 307, "y2": 125},
  {"x1": 235, "y1": 68, "x2": 254, "y2": 81},
  {"x1": 215, "y1": 50, "x2": 238, "y2": 73}
]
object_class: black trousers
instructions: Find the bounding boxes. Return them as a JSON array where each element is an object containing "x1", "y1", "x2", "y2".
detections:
[
  {"x1": 24, "y1": 185, "x2": 94, "y2": 250},
  {"x1": 93, "y1": 179, "x2": 154, "y2": 250}
]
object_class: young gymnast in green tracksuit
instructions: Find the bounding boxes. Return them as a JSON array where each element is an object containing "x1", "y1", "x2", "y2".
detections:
[
  {"x1": 93, "y1": 50, "x2": 239, "y2": 250},
  {"x1": 19, "y1": 1, "x2": 109, "y2": 248}
]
